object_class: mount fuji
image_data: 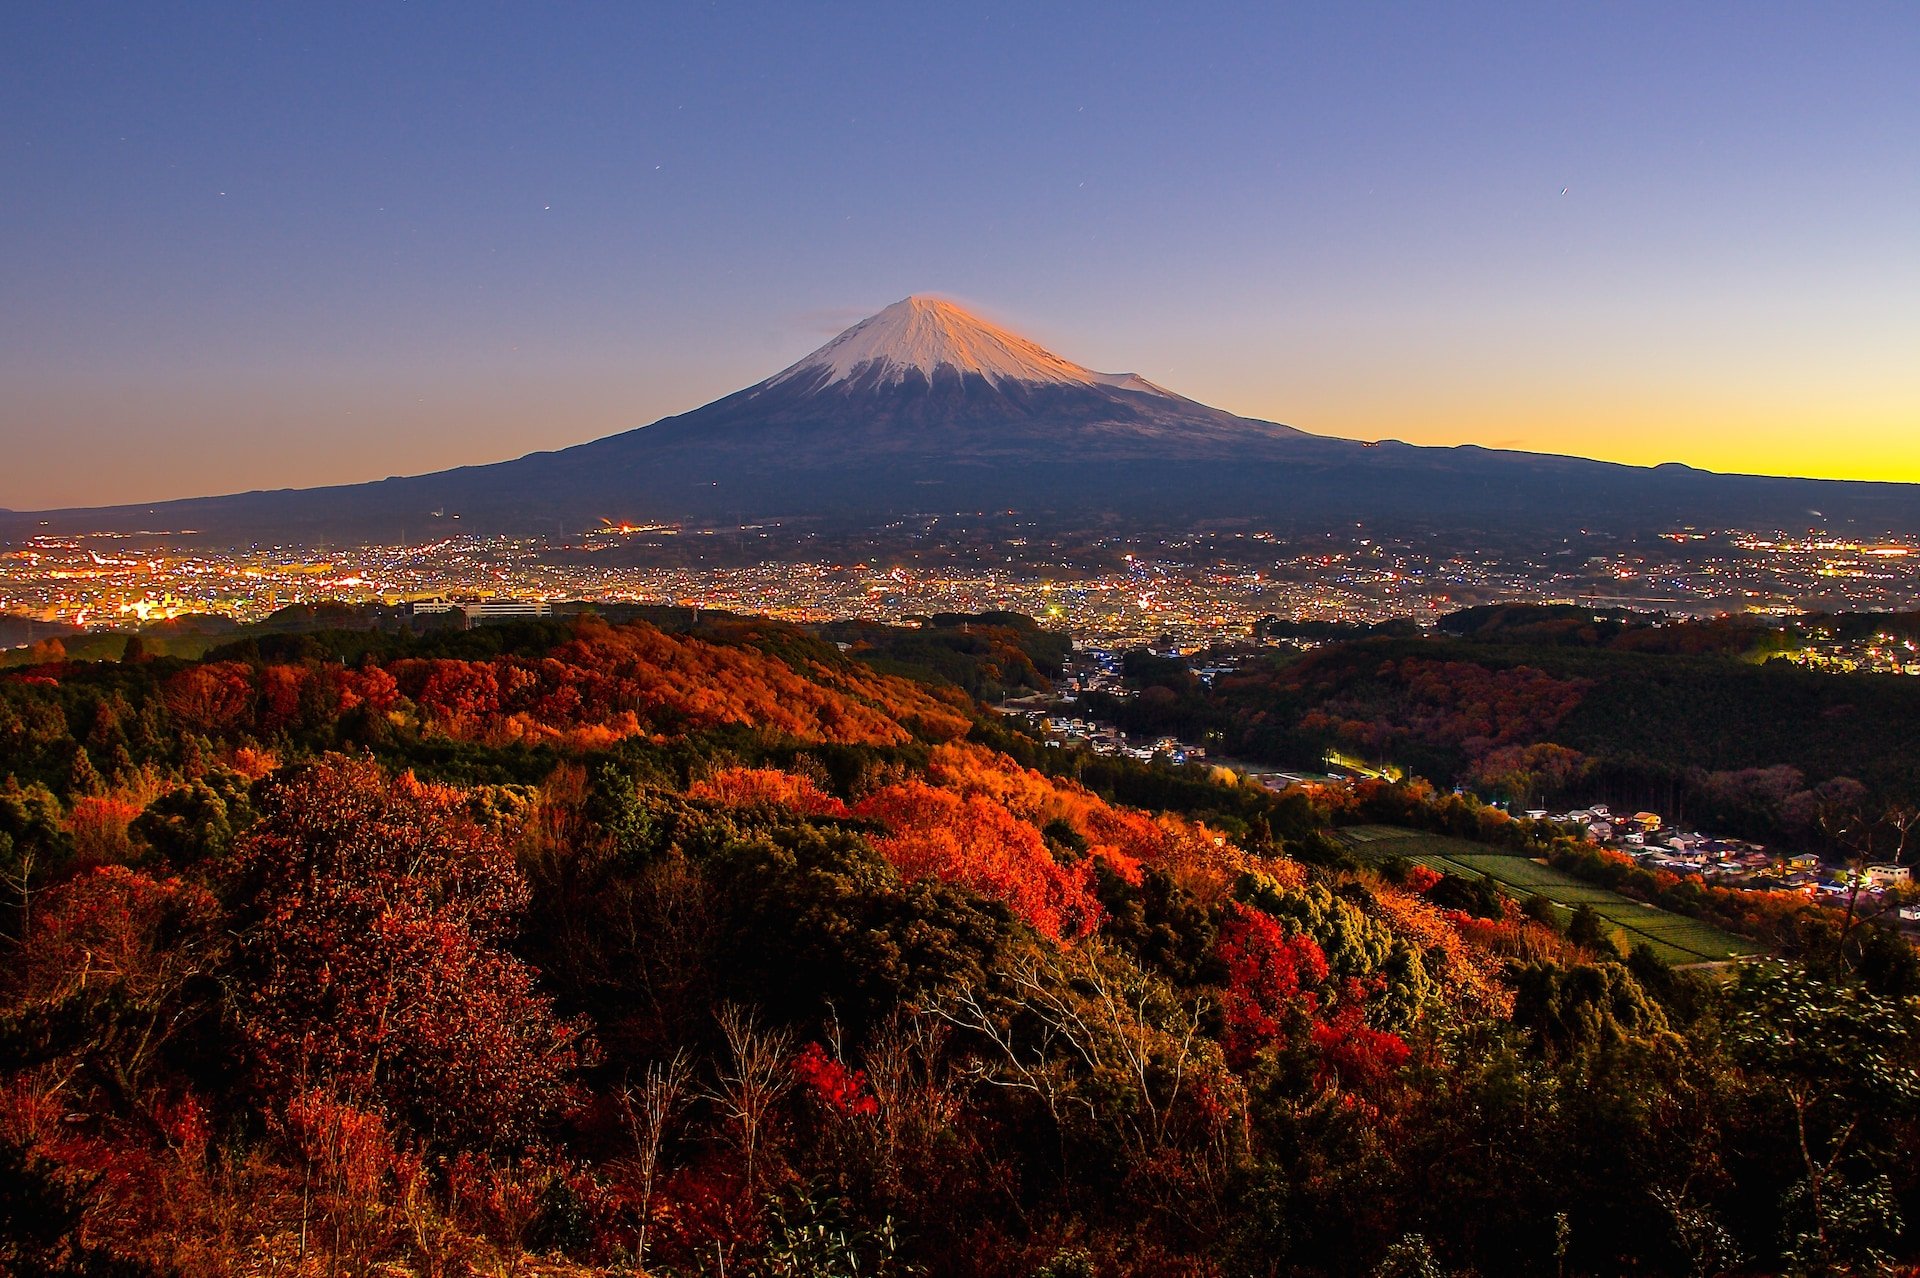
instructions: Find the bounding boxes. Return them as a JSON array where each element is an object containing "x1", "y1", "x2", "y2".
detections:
[{"x1": 8, "y1": 296, "x2": 1920, "y2": 542}]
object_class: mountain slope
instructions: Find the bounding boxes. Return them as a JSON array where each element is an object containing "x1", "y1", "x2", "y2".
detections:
[{"x1": 7, "y1": 296, "x2": 1920, "y2": 542}]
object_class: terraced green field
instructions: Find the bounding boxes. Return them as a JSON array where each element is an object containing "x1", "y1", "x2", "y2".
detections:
[{"x1": 1334, "y1": 824, "x2": 1768, "y2": 966}]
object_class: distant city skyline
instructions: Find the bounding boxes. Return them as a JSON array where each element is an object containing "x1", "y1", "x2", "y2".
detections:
[{"x1": 3, "y1": 3, "x2": 1917, "y2": 509}]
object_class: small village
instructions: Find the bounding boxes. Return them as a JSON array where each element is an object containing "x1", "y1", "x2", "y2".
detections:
[{"x1": 1523, "y1": 802, "x2": 1916, "y2": 920}]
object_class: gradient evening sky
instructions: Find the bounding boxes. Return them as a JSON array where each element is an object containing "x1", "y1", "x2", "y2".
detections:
[{"x1": 3, "y1": 3, "x2": 1917, "y2": 509}]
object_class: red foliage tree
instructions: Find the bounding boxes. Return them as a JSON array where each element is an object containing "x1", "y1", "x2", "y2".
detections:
[
  {"x1": 228, "y1": 756, "x2": 589, "y2": 1146},
  {"x1": 162, "y1": 663, "x2": 255, "y2": 733},
  {"x1": 1213, "y1": 902, "x2": 1330, "y2": 1067},
  {"x1": 257, "y1": 664, "x2": 308, "y2": 732},
  {"x1": 1293, "y1": 656, "x2": 1590, "y2": 766},
  {"x1": 344, "y1": 665, "x2": 401, "y2": 716},
  {"x1": 375, "y1": 619, "x2": 974, "y2": 751},
  {"x1": 1310, "y1": 994, "x2": 1411, "y2": 1095},
  {"x1": 18, "y1": 864, "x2": 219, "y2": 1006},
  {"x1": 791, "y1": 1042, "x2": 878, "y2": 1118},
  {"x1": 1403, "y1": 863, "x2": 1443, "y2": 894}
]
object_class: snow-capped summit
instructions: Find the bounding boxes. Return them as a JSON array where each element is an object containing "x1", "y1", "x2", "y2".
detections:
[{"x1": 770, "y1": 296, "x2": 1173, "y2": 397}]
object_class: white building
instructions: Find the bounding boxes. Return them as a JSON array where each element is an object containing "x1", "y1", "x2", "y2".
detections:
[{"x1": 461, "y1": 599, "x2": 553, "y2": 621}]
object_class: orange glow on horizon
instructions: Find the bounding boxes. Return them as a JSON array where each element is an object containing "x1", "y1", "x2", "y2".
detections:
[
  {"x1": 1226, "y1": 380, "x2": 1920, "y2": 486},
  {"x1": 1292, "y1": 414, "x2": 1920, "y2": 486}
]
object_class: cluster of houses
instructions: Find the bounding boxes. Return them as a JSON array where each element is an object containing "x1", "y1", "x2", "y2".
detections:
[
  {"x1": 1027, "y1": 712, "x2": 1209, "y2": 765},
  {"x1": 1781, "y1": 633, "x2": 1920, "y2": 677},
  {"x1": 1052, "y1": 650, "x2": 1128, "y2": 699},
  {"x1": 1009, "y1": 649, "x2": 1215, "y2": 764},
  {"x1": 1531, "y1": 803, "x2": 1916, "y2": 920}
]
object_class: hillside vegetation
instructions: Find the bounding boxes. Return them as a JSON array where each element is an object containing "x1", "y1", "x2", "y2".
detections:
[{"x1": 0, "y1": 613, "x2": 1915, "y2": 1276}]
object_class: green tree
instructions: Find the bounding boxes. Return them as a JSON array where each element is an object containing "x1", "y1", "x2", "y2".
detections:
[
  {"x1": 130, "y1": 772, "x2": 253, "y2": 868},
  {"x1": 0, "y1": 780, "x2": 72, "y2": 938},
  {"x1": 1567, "y1": 902, "x2": 1616, "y2": 954},
  {"x1": 1510, "y1": 960, "x2": 1669, "y2": 1060},
  {"x1": 1727, "y1": 963, "x2": 1920, "y2": 1274}
]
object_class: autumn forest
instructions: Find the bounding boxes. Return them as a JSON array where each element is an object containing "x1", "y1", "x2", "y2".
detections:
[{"x1": 1, "y1": 612, "x2": 1916, "y2": 1277}]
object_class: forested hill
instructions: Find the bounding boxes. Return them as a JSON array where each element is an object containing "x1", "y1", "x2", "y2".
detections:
[
  {"x1": 1, "y1": 612, "x2": 1916, "y2": 1276},
  {"x1": 1108, "y1": 619, "x2": 1920, "y2": 849}
]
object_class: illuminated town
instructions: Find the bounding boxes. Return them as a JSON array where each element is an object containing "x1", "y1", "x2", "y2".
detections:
[{"x1": 4, "y1": 520, "x2": 1917, "y2": 651}]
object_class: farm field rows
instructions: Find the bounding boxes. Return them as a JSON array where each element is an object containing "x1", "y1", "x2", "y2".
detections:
[{"x1": 1334, "y1": 824, "x2": 1768, "y2": 965}]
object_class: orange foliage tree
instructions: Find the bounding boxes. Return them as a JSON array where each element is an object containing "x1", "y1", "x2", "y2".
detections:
[
  {"x1": 925, "y1": 742, "x2": 1248, "y2": 900},
  {"x1": 854, "y1": 780, "x2": 1102, "y2": 940},
  {"x1": 688, "y1": 767, "x2": 849, "y2": 818},
  {"x1": 64, "y1": 794, "x2": 146, "y2": 865}
]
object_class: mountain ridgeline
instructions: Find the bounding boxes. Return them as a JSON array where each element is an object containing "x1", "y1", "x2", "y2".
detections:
[{"x1": 10, "y1": 295, "x2": 1920, "y2": 542}]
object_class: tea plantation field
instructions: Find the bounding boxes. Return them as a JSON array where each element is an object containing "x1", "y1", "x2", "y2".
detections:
[{"x1": 1334, "y1": 825, "x2": 1768, "y2": 966}]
